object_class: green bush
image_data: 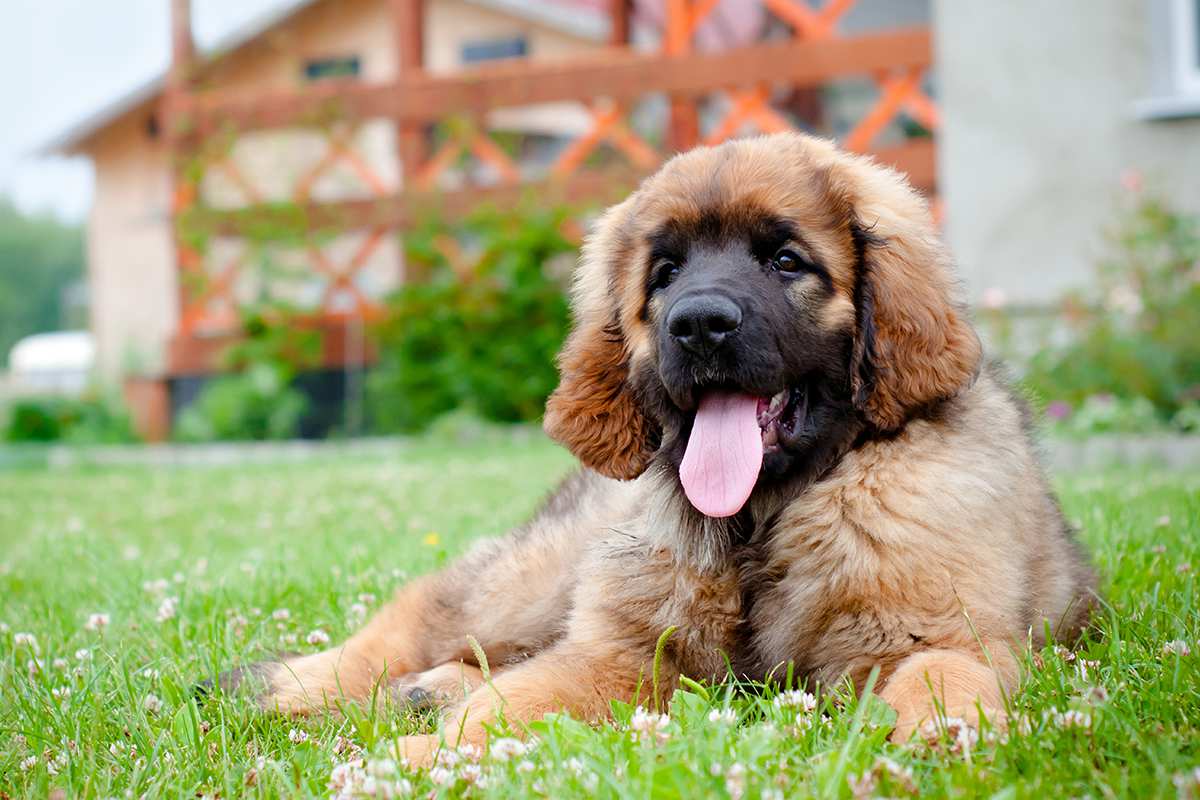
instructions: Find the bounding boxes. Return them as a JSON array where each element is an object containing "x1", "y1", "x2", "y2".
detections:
[
  {"x1": 174, "y1": 363, "x2": 308, "y2": 442},
  {"x1": 367, "y1": 205, "x2": 574, "y2": 433},
  {"x1": 174, "y1": 308, "x2": 322, "y2": 442},
  {"x1": 1024, "y1": 194, "x2": 1200, "y2": 433},
  {"x1": 4, "y1": 394, "x2": 138, "y2": 444}
]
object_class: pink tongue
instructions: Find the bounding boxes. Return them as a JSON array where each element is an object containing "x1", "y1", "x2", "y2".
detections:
[{"x1": 679, "y1": 392, "x2": 764, "y2": 518}]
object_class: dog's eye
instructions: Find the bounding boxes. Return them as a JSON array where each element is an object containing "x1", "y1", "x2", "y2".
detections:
[
  {"x1": 771, "y1": 249, "x2": 806, "y2": 274},
  {"x1": 650, "y1": 261, "x2": 681, "y2": 292}
]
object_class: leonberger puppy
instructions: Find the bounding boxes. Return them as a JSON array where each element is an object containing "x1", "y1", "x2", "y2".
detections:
[{"x1": 213, "y1": 132, "x2": 1096, "y2": 763}]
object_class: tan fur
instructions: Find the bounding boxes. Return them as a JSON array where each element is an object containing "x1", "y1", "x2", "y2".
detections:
[{"x1": 230, "y1": 134, "x2": 1095, "y2": 765}]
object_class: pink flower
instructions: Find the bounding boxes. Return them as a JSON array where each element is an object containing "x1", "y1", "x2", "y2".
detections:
[
  {"x1": 1119, "y1": 168, "x2": 1143, "y2": 193},
  {"x1": 1046, "y1": 401, "x2": 1072, "y2": 421},
  {"x1": 981, "y1": 287, "x2": 1008, "y2": 310}
]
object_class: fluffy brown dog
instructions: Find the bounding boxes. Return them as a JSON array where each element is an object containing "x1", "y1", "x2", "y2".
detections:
[{"x1": 215, "y1": 133, "x2": 1095, "y2": 764}]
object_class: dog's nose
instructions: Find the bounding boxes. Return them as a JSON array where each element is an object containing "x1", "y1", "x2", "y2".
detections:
[{"x1": 667, "y1": 294, "x2": 742, "y2": 356}]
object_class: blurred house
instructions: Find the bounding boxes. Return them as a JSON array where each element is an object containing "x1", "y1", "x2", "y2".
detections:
[{"x1": 41, "y1": 0, "x2": 1200, "y2": 438}]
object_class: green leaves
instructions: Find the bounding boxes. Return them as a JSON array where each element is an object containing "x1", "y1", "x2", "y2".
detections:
[{"x1": 367, "y1": 203, "x2": 576, "y2": 433}]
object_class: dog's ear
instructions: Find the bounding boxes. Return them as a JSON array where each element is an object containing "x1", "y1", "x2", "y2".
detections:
[
  {"x1": 844, "y1": 165, "x2": 981, "y2": 431},
  {"x1": 543, "y1": 202, "x2": 660, "y2": 480}
]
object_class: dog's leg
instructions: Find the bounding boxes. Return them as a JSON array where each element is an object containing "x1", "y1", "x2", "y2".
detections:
[
  {"x1": 247, "y1": 574, "x2": 443, "y2": 713},
  {"x1": 396, "y1": 636, "x2": 654, "y2": 766},
  {"x1": 211, "y1": 470, "x2": 627, "y2": 714},
  {"x1": 879, "y1": 645, "x2": 1016, "y2": 742}
]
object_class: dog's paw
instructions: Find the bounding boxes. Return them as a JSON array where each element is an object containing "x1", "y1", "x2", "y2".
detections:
[
  {"x1": 194, "y1": 661, "x2": 277, "y2": 701},
  {"x1": 195, "y1": 658, "x2": 325, "y2": 714},
  {"x1": 395, "y1": 734, "x2": 442, "y2": 769},
  {"x1": 389, "y1": 662, "x2": 485, "y2": 710}
]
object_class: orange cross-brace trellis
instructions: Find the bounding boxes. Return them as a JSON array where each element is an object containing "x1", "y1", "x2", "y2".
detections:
[
  {"x1": 165, "y1": 0, "x2": 941, "y2": 348},
  {"x1": 664, "y1": 0, "x2": 939, "y2": 151}
]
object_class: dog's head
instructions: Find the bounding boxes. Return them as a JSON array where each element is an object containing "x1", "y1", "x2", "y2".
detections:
[{"x1": 544, "y1": 133, "x2": 980, "y2": 518}]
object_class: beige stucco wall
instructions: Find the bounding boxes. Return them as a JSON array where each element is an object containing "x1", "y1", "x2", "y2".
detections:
[
  {"x1": 935, "y1": 0, "x2": 1200, "y2": 307},
  {"x1": 81, "y1": 0, "x2": 598, "y2": 379},
  {"x1": 86, "y1": 106, "x2": 176, "y2": 378}
]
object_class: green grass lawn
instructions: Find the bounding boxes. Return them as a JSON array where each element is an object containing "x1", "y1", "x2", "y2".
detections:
[{"x1": 1, "y1": 433, "x2": 1198, "y2": 798}]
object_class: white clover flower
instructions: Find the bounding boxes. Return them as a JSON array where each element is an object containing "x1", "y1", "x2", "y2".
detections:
[
  {"x1": 725, "y1": 763, "x2": 747, "y2": 800},
  {"x1": 564, "y1": 757, "x2": 585, "y2": 776},
  {"x1": 288, "y1": 728, "x2": 309, "y2": 744},
  {"x1": 306, "y1": 629, "x2": 331, "y2": 646},
  {"x1": 0, "y1": 621, "x2": 8, "y2": 633},
  {"x1": 350, "y1": 603, "x2": 368, "y2": 619},
  {"x1": 1050, "y1": 708, "x2": 1092, "y2": 729},
  {"x1": 707, "y1": 707, "x2": 737, "y2": 724},
  {"x1": 1173, "y1": 768, "x2": 1200, "y2": 798},
  {"x1": 428, "y1": 766, "x2": 454, "y2": 786},
  {"x1": 774, "y1": 690, "x2": 818, "y2": 712},
  {"x1": 920, "y1": 716, "x2": 978, "y2": 756},
  {"x1": 52, "y1": 658, "x2": 68, "y2": 671},
  {"x1": 14, "y1": 632, "x2": 38, "y2": 650},
  {"x1": 629, "y1": 706, "x2": 672, "y2": 745},
  {"x1": 272, "y1": 608, "x2": 291, "y2": 621},
  {"x1": 46, "y1": 750, "x2": 67, "y2": 776},
  {"x1": 74, "y1": 648, "x2": 91, "y2": 661},
  {"x1": 142, "y1": 578, "x2": 169, "y2": 594},
  {"x1": 517, "y1": 759, "x2": 536, "y2": 774},
  {"x1": 51, "y1": 686, "x2": 71, "y2": 699},
  {"x1": 460, "y1": 763, "x2": 484, "y2": 785},
  {"x1": 489, "y1": 737, "x2": 527, "y2": 761},
  {"x1": 1164, "y1": 639, "x2": 1191, "y2": 657},
  {"x1": 27, "y1": 658, "x2": 44, "y2": 675},
  {"x1": 85, "y1": 612, "x2": 111, "y2": 632},
  {"x1": 358, "y1": 593, "x2": 377, "y2": 605},
  {"x1": 20, "y1": 755, "x2": 37, "y2": 771},
  {"x1": 155, "y1": 597, "x2": 178, "y2": 623},
  {"x1": 143, "y1": 694, "x2": 162, "y2": 714}
]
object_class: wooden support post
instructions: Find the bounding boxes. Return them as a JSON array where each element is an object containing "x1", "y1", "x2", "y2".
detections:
[
  {"x1": 392, "y1": 0, "x2": 427, "y2": 186},
  {"x1": 165, "y1": 0, "x2": 198, "y2": 340},
  {"x1": 665, "y1": 0, "x2": 699, "y2": 152},
  {"x1": 610, "y1": 0, "x2": 632, "y2": 47}
]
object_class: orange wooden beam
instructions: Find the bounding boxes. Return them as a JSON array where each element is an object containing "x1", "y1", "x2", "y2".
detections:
[{"x1": 174, "y1": 29, "x2": 932, "y2": 136}]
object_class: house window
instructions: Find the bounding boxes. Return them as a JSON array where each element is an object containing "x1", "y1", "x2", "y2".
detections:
[
  {"x1": 461, "y1": 36, "x2": 528, "y2": 64},
  {"x1": 304, "y1": 56, "x2": 361, "y2": 81},
  {"x1": 1173, "y1": 0, "x2": 1200, "y2": 94},
  {"x1": 1137, "y1": 0, "x2": 1200, "y2": 118}
]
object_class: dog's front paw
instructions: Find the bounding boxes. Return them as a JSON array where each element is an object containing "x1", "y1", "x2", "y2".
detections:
[
  {"x1": 390, "y1": 661, "x2": 485, "y2": 709},
  {"x1": 194, "y1": 657, "x2": 324, "y2": 715},
  {"x1": 194, "y1": 660, "x2": 276, "y2": 700},
  {"x1": 395, "y1": 734, "x2": 442, "y2": 769}
]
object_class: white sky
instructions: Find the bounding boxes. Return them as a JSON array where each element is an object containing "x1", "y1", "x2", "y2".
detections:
[{"x1": 0, "y1": 0, "x2": 299, "y2": 222}]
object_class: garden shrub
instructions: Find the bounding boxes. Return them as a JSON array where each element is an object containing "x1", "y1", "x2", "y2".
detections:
[
  {"x1": 4, "y1": 394, "x2": 138, "y2": 444},
  {"x1": 174, "y1": 308, "x2": 322, "y2": 441},
  {"x1": 1024, "y1": 193, "x2": 1200, "y2": 433},
  {"x1": 367, "y1": 204, "x2": 575, "y2": 433}
]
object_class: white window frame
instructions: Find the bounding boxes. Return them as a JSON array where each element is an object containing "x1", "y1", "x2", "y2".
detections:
[
  {"x1": 1136, "y1": 0, "x2": 1200, "y2": 118},
  {"x1": 1169, "y1": 0, "x2": 1200, "y2": 96}
]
